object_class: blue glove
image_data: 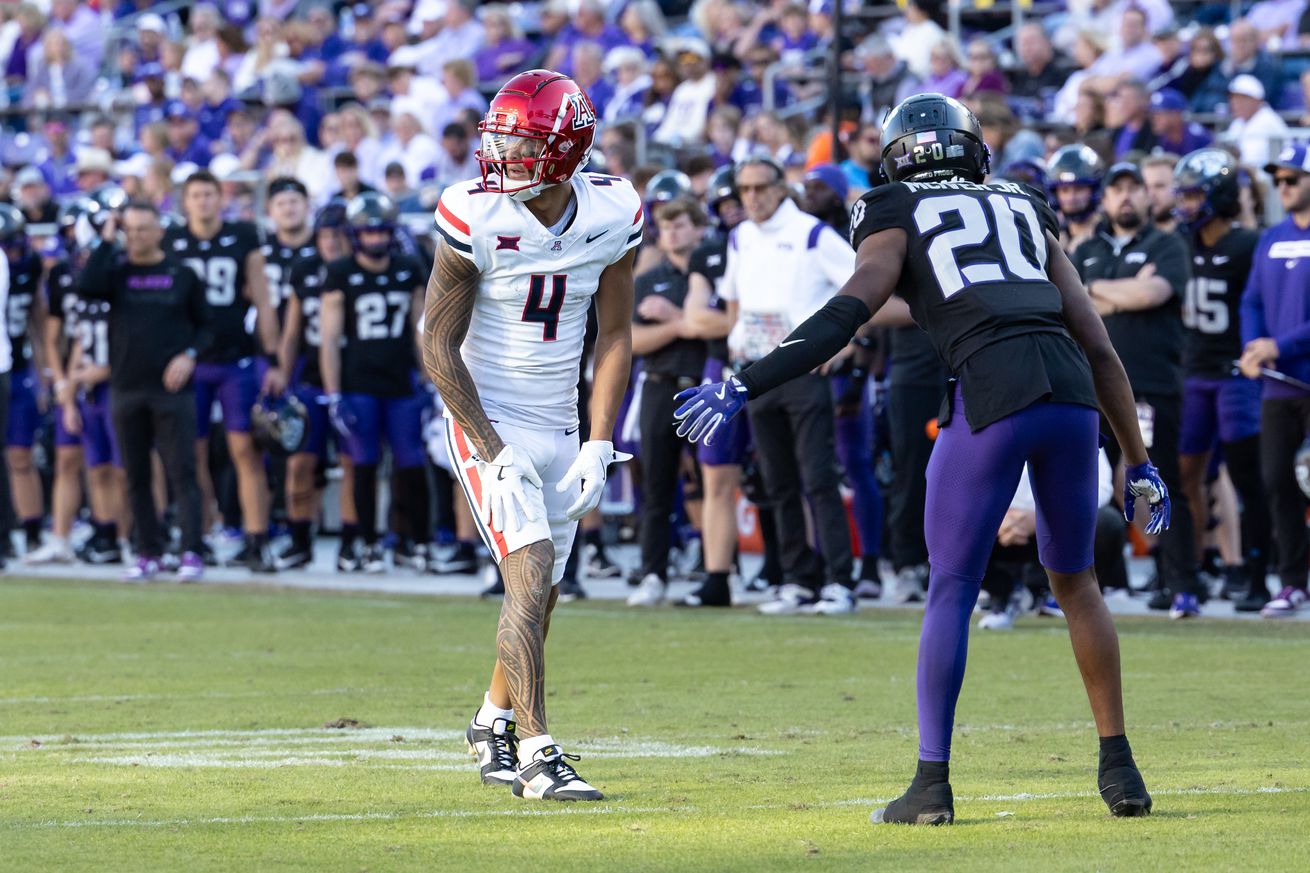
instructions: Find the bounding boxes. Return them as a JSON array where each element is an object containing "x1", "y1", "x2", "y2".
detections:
[
  {"x1": 1124, "y1": 461, "x2": 1170, "y2": 535},
  {"x1": 672, "y1": 376, "x2": 749, "y2": 445},
  {"x1": 328, "y1": 393, "x2": 356, "y2": 439}
]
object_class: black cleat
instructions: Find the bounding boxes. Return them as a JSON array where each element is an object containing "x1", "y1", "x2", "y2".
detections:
[
  {"x1": 1146, "y1": 587, "x2": 1173, "y2": 611},
  {"x1": 430, "y1": 542, "x2": 478, "y2": 574},
  {"x1": 275, "y1": 543, "x2": 314, "y2": 571},
  {"x1": 871, "y1": 779, "x2": 954, "y2": 825},
  {"x1": 557, "y1": 578, "x2": 588, "y2": 602},
  {"x1": 1099, "y1": 764, "x2": 1153, "y2": 817},
  {"x1": 677, "y1": 582, "x2": 731, "y2": 607}
]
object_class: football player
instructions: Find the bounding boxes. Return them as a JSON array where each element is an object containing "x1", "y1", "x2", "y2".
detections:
[
  {"x1": 318, "y1": 193, "x2": 429, "y2": 574},
  {"x1": 275, "y1": 201, "x2": 355, "y2": 570},
  {"x1": 422, "y1": 70, "x2": 637, "y2": 801},
  {"x1": 262, "y1": 177, "x2": 318, "y2": 322},
  {"x1": 1047, "y1": 145, "x2": 1104, "y2": 255},
  {"x1": 674, "y1": 94, "x2": 1166, "y2": 824},
  {"x1": 1173, "y1": 149, "x2": 1270, "y2": 611},
  {"x1": 0, "y1": 204, "x2": 51, "y2": 560},
  {"x1": 167, "y1": 170, "x2": 283, "y2": 571}
]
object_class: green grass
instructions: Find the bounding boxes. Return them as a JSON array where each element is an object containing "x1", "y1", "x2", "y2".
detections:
[{"x1": 1, "y1": 576, "x2": 1308, "y2": 872}]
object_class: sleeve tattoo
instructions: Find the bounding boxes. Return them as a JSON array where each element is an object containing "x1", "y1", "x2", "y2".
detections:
[{"x1": 421, "y1": 239, "x2": 505, "y2": 459}]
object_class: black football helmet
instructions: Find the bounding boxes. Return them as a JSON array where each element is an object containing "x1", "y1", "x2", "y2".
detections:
[
  {"x1": 998, "y1": 158, "x2": 1051, "y2": 204},
  {"x1": 0, "y1": 203, "x2": 29, "y2": 260},
  {"x1": 646, "y1": 169, "x2": 693, "y2": 206},
  {"x1": 346, "y1": 192, "x2": 396, "y2": 256},
  {"x1": 704, "y1": 164, "x2": 742, "y2": 229},
  {"x1": 251, "y1": 393, "x2": 309, "y2": 455},
  {"x1": 880, "y1": 93, "x2": 991, "y2": 184},
  {"x1": 1046, "y1": 145, "x2": 1105, "y2": 221},
  {"x1": 1173, "y1": 148, "x2": 1240, "y2": 232},
  {"x1": 315, "y1": 199, "x2": 349, "y2": 233}
]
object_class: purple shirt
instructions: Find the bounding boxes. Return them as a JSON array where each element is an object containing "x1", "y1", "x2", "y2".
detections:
[
  {"x1": 1241, "y1": 217, "x2": 1310, "y2": 397},
  {"x1": 474, "y1": 38, "x2": 537, "y2": 85},
  {"x1": 921, "y1": 68, "x2": 968, "y2": 99},
  {"x1": 51, "y1": 4, "x2": 106, "y2": 70}
]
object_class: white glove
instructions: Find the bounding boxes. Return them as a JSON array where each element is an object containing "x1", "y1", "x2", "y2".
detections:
[
  {"x1": 480, "y1": 445, "x2": 544, "y2": 534},
  {"x1": 556, "y1": 440, "x2": 633, "y2": 521}
]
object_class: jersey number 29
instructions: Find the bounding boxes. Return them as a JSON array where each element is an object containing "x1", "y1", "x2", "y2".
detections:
[{"x1": 914, "y1": 193, "x2": 1048, "y2": 298}]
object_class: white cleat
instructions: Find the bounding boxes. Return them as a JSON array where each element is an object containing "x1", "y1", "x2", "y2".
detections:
[
  {"x1": 24, "y1": 539, "x2": 76, "y2": 565},
  {"x1": 758, "y1": 583, "x2": 818, "y2": 615},
  {"x1": 626, "y1": 573, "x2": 667, "y2": 607},
  {"x1": 807, "y1": 583, "x2": 858, "y2": 614},
  {"x1": 977, "y1": 609, "x2": 1015, "y2": 631},
  {"x1": 895, "y1": 565, "x2": 927, "y2": 603},
  {"x1": 512, "y1": 744, "x2": 603, "y2": 801},
  {"x1": 466, "y1": 715, "x2": 519, "y2": 786}
]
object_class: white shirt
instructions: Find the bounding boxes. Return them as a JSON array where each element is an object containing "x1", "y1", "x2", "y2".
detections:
[
  {"x1": 652, "y1": 73, "x2": 716, "y2": 147},
  {"x1": 1226, "y1": 105, "x2": 1291, "y2": 169},
  {"x1": 382, "y1": 133, "x2": 443, "y2": 187},
  {"x1": 719, "y1": 198, "x2": 855, "y2": 362},
  {"x1": 890, "y1": 18, "x2": 946, "y2": 80},
  {"x1": 181, "y1": 39, "x2": 221, "y2": 84},
  {"x1": 0, "y1": 254, "x2": 10, "y2": 374},
  {"x1": 414, "y1": 19, "x2": 485, "y2": 79},
  {"x1": 434, "y1": 172, "x2": 643, "y2": 429}
]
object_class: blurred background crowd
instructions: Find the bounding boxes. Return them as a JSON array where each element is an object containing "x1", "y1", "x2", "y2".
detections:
[{"x1": 3, "y1": 0, "x2": 1310, "y2": 624}]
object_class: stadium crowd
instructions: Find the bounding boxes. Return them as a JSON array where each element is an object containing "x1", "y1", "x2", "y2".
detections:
[{"x1": 2, "y1": 0, "x2": 1310, "y2": 623}]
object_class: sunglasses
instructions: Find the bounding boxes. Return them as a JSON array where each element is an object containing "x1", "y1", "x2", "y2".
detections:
[{"x1": 1274, "y1": 175, "x2": 1304, "y2": 187}]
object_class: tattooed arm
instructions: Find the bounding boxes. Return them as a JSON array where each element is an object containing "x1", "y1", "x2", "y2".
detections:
[{"x1": 420, "y1": 238, "x2": 504, "y2": 459}]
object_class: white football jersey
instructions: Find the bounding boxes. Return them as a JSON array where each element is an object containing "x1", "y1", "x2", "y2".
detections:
[{"x1": 434, "y1": 172, "x2": 643, "y2": 429}]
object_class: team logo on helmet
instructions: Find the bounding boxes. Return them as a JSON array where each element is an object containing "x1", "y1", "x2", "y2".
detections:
[{"x1": 567, "y1": 92, "x2": 596, "y2": 130}]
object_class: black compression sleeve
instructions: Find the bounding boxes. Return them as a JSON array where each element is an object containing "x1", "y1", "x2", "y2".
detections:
[{"x1": 737, "y1": 294, "x2": 872, "y2": 397}]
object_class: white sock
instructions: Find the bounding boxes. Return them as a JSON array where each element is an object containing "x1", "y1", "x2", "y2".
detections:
[
  {"x1": 518, "y1": 733, "x2": 557, "y2": 765},
  {"x1": 475, "y1": 693, "x2": 514, "y2": 732}
]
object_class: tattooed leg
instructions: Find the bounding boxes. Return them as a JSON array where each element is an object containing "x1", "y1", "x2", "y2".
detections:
[
  {"x1": 495, "y1": 539, "x2": 557, "y2": 737},
  {"x1": 487, "y1": 585, "x2": 559, "y2": 711}
]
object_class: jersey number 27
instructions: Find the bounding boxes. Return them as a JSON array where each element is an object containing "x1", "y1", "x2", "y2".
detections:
[{"x1": 914, "y1": 193, "x2": 1049, "y2": 298}]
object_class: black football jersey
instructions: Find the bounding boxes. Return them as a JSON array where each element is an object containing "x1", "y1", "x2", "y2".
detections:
[
  {"x1": 288, "y1": 252, "x2": 330, "y2": 389},
  {"x1": 262, "y1": 235, "x2": 317, "y2": 322},
  {"x1": 73, "y1": 298, "x2": 112, "y2": 369},
  {"x1": 6, "y1": 252, "x2": 42, "y2": 367},
  {"x1": 46, "y1": 259, "x2": 81, "y2": 365},
  {"x1": 850, "y1": 179, "x2": 1096, "y2": 430},
  {"x1": 325, "y1": 253, "x2": 425, "y2": 397},
  {"x1": 165, "y1": 220, "x2": 262, "y2": 363},
  {"x1": 688, "y1": 237, "x2": 729, "y2": 362},
  {"x1": 1182, "y1": 225, "x2": 1257, "y2": 379}
]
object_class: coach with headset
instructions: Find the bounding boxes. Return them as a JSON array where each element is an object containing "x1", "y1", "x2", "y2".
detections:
[{"x1": 718, "y1": 156, "x2": 857, "y2": 614}]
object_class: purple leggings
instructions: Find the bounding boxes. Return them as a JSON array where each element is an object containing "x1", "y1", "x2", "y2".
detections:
[{"x1": 917, "y1": 385, "x2": 1099, "y2": 761}]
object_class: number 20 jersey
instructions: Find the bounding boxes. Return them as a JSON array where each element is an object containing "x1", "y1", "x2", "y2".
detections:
[
  {"x1": 434, "y1": 173, "x2": 643, "y2": 430},
  {"x1": 851, "y1": 179, "x2": 1096, "y2": 430}
]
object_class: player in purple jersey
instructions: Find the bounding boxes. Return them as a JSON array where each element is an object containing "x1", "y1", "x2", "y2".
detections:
[
  {"x1": 675, "y1": 94, "x2": 1166, "y2": 825},
  {"x1": 167, "y1": 170, "x2": 284, "y2": 571}
]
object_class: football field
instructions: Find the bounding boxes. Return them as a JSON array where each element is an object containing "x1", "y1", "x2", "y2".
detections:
[{"x1": 3, "y1": 576, "x2": 1308, "y2": 872}]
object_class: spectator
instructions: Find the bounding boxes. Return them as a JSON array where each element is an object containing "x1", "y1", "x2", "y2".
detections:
[
  {"x1": 838, "y1": 121, "x2": 881, "y2": 194},
  {"x1": 317, "y1": 113, "x2": 342, "y2": 155},
  {"x1": 382, "y1": 161, "x2": 411, "y2": 202},
  {"x1": 1148, "y1": 89, "x2": 1213, "y2": 157},
  {"x1": 1011, "y1": 23, "x2": 1067, "y2": 120},
  {"x1": 1139, "y1": 152, "x2": 1179, "y2": 232},
  {"x1": 472, "y1": 4, "x2": 536, "y2": 86},
  {"x1": 1223, "y1": 75, "x2": 1291, "y2": 170},
  {"x1": 12, "y1": 167, "x2": 56, "y2": 225},
  {"x1": 854, "y1": 34, "x2": 919, "y2": 124},
  {"x1": 1210, "y1": 20, "x2": 1283, "y2": 112},
  {"x1": 337, "y1": 103, "x2": 385, "y2": 189},
  {"x1": 1086, "y1": 0, "x2": 1175, "y2": 37},
  {"x1": 306, "y1": 3, "x2": 347, "y2": 64},
  {"x1": 87, "y1": 116, "x2": 124, "y2": 160},
  {"x1": 135, "y1": 12, "x2": 168, "y2": 65},
  {"x1": 415, "y1": 0, "x2": 484, "y2": 80},
  {"x1": 216, "y1": 25, "x2": 249, "y2": 82},
  {"x1": 333, "y1": 3, "x2": 388, "y2": 74},
  {"x1": 1239, "y1": 143, "x2": 1310, "y2": 617},
  {"x1": 423, "y1": 123, "x2": 479, "y2": 190},
  {"x1": 75, "y1": 149, "x2": 113, "y2": 194},
  {"x1": 432, "y1": 59, "x2": 490, "y2": 136},
  {"x1": 921, "y1": 37, "x2": 967, "y2": 100},
  {"x1": 619, "y1": 0, "x2": 666, "y2": 58},
  {"x1": 332, "y1": 151, "x2": 374, "y2": 200},
  {"x1": 347, "y1": 62, "x2": 387, "y2": 108},
  {"x1": 704, "y1": 105, "x2": 740, "y2": 167},
  {"x1": 233, "y1": 17, "x2": 287, "y2": 93},
  {"x1": 890, "y1": 0, "x2": 947, "y2": 80},
  {"x1": 181, "y1": 3, "x2": 224, "y2": 83},
  {"x1": 973, "y1": 96, "x2": 1043, "y2": 169},
  {"x1": 1075, "y1": 161, "x2": 1199, "y2": 614},
  {"x1": 546, "y1": 0, "x2": 628, "y2": 75},
  {"x1": 3, "y1": 5, "x2": 47, "y2": 102},
  {"x1": 1074, "y1": 88, "x2": 1107, "y2": 141},
  {"x1": 384, "y1": 105, "x2": 441, "y2": 189},
  {"x1": 263, "y1": 110, "x2": 332, "y2": 201},
  {"x1": 1108, "y1": 78, "x2": 1156, "y2": 159},
  {"x1": 164, "y1": 103, "x2": 213, "y2": 167},
  {"x1": 140, "y1": 122, "x2": 169, "y2": 162},
  {"x1": 1247, "y1": 0, "x2": 1308, "y2": 42},
  {"x1": 1052, "y1": 29, "x2": 1107, "y2": 124},
  {"x1": 36, "y1": 115, "x2": 79, "y2": 197},
  {"x1": 48, "y1": 0, "x2": 105, "y2": 71},
  {"x1": 1087, "y1": 7, "x2": 1161, "y2": 86},
  {"x1": 1168, "y1": 27, "x2": 1226, "y2": 112},
  {"x1": 961, "y1": 38, "x2": 1008, "y2": 100},
  {"x1": 771, "y1": 4, "x2": 819, "y2": 70},
  {"x1": 653, "y1": 40, "x2": 715, "y2": 148},
  {"x1": 196, "y1": 71, "x2": 240, "y2": 144},
  {"x1": 23, "y1": 29, "x2": 97, "y2": 111},
  {"x1": 720, "y1": 156, "x2": 856, "y2": 614},
  {"x1": 709, "y1": 54, "x2": 763, "y2": 116},
  {"x1": 78, "y1": 201, "x2": 211, "y2": 582},
  {"x1": 627, "y1": 197, "x2": 709, "y2": 607},
  {"x1": 604, "y1": 47, "x2": 651, "y2": 123},
  {"x1": 1147, "y1": 23, "x2": 1187, "y2": 91}
]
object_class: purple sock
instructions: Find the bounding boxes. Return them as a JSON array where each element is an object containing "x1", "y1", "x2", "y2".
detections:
[{"x1": 915, "y1": 566, "x2": 982, "y2": 761}]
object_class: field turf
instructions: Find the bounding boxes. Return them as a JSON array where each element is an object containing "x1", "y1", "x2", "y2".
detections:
[{"x1": 2, "y1": 575, "x2": 1308, "y2": 872}]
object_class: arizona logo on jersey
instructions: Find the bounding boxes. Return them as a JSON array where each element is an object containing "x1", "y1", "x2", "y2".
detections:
[{"x1": 433, "y1": 172, "x2": 642, "y2": 430}]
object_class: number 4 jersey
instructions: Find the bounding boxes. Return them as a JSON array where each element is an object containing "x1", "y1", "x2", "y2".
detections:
[
  {"x1": 434, "y1": 173, "x2": 643, "y2": 430},
  {"x1": 851, "y1": 179, "x2": 1096, "y2": 430}
]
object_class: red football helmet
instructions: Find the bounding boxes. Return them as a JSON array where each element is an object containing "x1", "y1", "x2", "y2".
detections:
[{"x1": 476, "y1": 70, "x2": 598, "y2": 201}]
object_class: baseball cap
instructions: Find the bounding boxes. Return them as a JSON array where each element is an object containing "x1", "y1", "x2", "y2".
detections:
[
  {"x1": 803, "y1": 163, "x2": 849, "y2": 201},
  {"x1": 1228, "y1": 74, "x2": 1265, "y2": 101},
  {"x1": 1264, "y1": 143, "x2": 1310, "y2": 177},
  {"x1": 14, "y1": 166, "x2": 45, "y2": 188},
  {"x1": 1149, "y1": 89, "x2": 1186, "y2": 112},
  {"x1": 138, "y1": 13, "x2": 166, "y2": 34},
  {"x1": 75, "y1": 148, "x2": 114, "y2": 176},
  {"x1": 164, "y1": 100, "x2": 193, "y2": 121},
  {"x1": 113, "y1": 152, "x2": 153, "y2": 179},
  {"x1": 209, "y1": 153, "x2": 242, "y2": 182},
  {"x1": 1105, "y1": 161, "x2": 1144, "y2": 185}
]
